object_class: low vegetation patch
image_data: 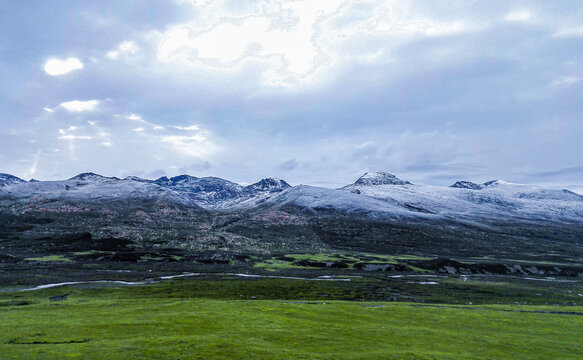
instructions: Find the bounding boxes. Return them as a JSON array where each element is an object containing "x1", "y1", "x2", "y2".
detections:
[{"x1": 23, "y1": 255, "x2": 71, "y2": 262}]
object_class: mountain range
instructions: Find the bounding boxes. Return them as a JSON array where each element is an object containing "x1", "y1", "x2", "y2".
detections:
[
  {"x1": 1, "y1": 171, "x2": 582, "y2": 261},
  {"x1": 1, "y1": 171, "x2": 581, "y2": 217}
]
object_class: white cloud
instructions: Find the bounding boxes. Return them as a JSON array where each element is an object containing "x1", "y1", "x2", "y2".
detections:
[
  {"x1": 107, "y1": 41, "x2": 139, "y2": 60},
  {"x1": 162, "y1": 134, "x2": 216, "y2": 157},
  {"x1": 60, "y1": 100, "x2": 100, "y2": 112},
  {"x1": 503, "y1": 10, "x2": 532, "y2": 23},
  {"x1": 552, "y1": 76, "x2": 580, "y2": 87},
  {"x1": 119, "y1": 113, "x2": 166, "y2": 130},
  {"x1": 163, "y1": 134, "x2": 206, "y2": 143},
  {"x1": 119, "y1": 41, "x2": 139, "y2": 53},
  {"x1": 126, "y1": 113, "x2": 143, "y2": 121},
  {"x1": 58, "y1": 135, "x2": 92, "y2": 140},
  {"x1": 365, "y1": 13, "x2": 471, "y2": 37},
  {"x1": 156, "y1": 1, "x2": 345, "y2": 84},
  {"x1": 43, "y1": 107, "x2": 55, "y2": 113},
  {"x1": 175, "y1": 125, "x2": 200, "y2": 131},
  {"x1": 152, "y1": 1, "x2": 484, "y2": 88},
  {"x1": 58, "y1": 126, "x2": 79, "y2": 135},
  {"x1": 553, "y1": 27, "x2": 583, "y2": 38},
  {"x1": 43, "y1": 57, "x2": 84, "y2": 76}
]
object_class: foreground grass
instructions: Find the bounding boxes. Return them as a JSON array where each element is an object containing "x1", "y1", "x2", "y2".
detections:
[{"x1": 0, "y1": 280, "x2": 582, "y2": 359}]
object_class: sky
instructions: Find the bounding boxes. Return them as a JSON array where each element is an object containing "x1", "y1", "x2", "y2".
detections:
[{"x1": 1, "y1": 1, "x2": 582, "y2": 191}]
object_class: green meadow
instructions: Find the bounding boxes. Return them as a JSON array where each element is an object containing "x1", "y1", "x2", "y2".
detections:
[{"x1": 1, "y1": 277, "x2": 581, "y2": 359}]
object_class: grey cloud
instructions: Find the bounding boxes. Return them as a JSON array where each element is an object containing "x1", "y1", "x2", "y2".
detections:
[
  {"x1": 121, "y1": 169, "x2": 167, "y2": 180},
  {"x1": 178, "y1": 161, "x2": 212, "y2": 175},
  {"x1": 276, "y1": 159, "x2": 299, "y2": 171},
  {"x1": 532, "y1": 166, "x2": 583, "y2": 178}
]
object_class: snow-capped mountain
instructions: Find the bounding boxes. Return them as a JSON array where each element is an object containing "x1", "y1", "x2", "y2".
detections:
[
  {"x1": 123, "y1": 176, "x2": 153, "y2": 183},
  {"x1": 339, "y1": 173, "x2": 583, "y2": 222},
  {"x1": 0, "y1": 172, "x2": 295, "y2": 211},
  {"x1": 149, "y1": 175, "x2": 245, "y2": 207},
  {"x1": 1, "y1": 171, "x2": 581, "y2": 222},
  {"x1": 69, "y1": 172, "x2": 120, "y2": 182},
  {"x1": 0, "y1": 173, "x2": 188, "y2": 205},
  {"x1": 119, "y1": 175, "x2": 291, "y2": 208},
  {"x1": 0, "y1": 173, "x2": 25, "y2": 187},
  {"x1": 244, "y1": 178, "x2": 291, "y2": 193},
  {"x1": 476, "y1": 180, "x2": 583, "y2": 201},
  {"x1": 239, "y1": 184, "x2": 417, "y2": 217},
  {"x1": 351, "y1": 172, "x2": 411, "y2": 186}
]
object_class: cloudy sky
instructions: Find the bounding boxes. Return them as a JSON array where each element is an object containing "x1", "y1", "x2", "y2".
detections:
[{"x1": 1, "y1": 1, "x2": 582, "y2": 190}]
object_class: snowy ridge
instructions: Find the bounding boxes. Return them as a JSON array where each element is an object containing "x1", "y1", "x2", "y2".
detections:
[
  {"x1": 341, "y1": 175, "x2": 583, "y2": 222},
  {"x1": 1, "y1": 171, "x2": 582, "y2": 222},
  {"x1": 69, "y1": 172, "x2": 120, "y2": 182},
  {"x1": 243, "y1": 185, "x2": 425, "y2": 218},
  {"x1": 0, "y1": 173, "x2": 294, "y2": 210},
  {"x1": 1, "y1": 176, "x2": 189, "y2": 205}
]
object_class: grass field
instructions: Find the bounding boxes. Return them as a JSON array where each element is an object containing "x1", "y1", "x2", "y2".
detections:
[{"x1": 1, "y1": 278, "x2": 582, "y2": 359}]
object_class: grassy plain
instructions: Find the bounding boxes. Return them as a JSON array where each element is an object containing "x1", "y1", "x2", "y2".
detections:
[{"x1": 1, "y1": 277, "x2": 582, "y2": 359}]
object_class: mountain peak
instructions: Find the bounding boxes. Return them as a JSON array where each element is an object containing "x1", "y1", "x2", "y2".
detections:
[
  {"x1": 154, "y1": 176, "x2": 171, "y2": 185},
  {"x1": 482, "y1": 180, "x2": 501, "y2": 186},
  {"x1": 154, "y1": 175, "x2": 203, "y2": 186},
  {"x1": 246, "y1": 178, "x2": 291, "y2": 192},
  {"x1": 451, "y1": 180, "x2": 511, "y2": 189},
  {"x1": 450, "y1": 181, "x2": 483, "y2": 190},
  {"x1": 0, "y1": 173, "x2": 26, "y2": 187},
  {"x1": 69, "y1": 172, "x2": 118, "y2": 181},
  {"x1": 354, "y1": 172, "x2": 411, "y2": 186},
  {"x1": 124, "y1": 176, "x2": 152, "y2": 183},
  {"x1": 169, "y1": 174, "x2": 199, "y2": 184}
]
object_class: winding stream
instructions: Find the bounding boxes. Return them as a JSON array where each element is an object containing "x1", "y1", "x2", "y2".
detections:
[{"x1": 3, "y1": 272, "x2": 353, "y2": 292}]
